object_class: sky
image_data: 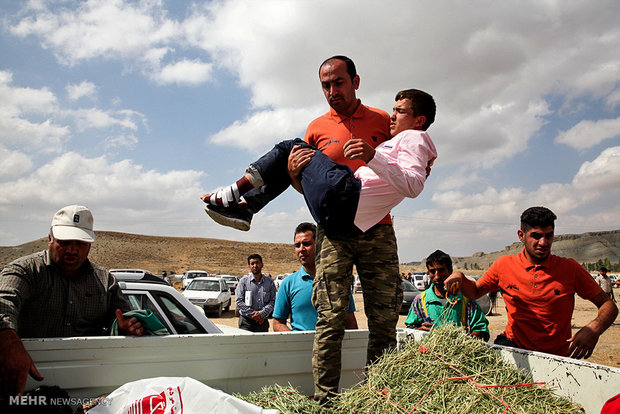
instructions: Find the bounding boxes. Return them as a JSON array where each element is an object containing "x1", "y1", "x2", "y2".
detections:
[{"x1": 0, "y1": 0, "x2": 619, "y2": 263}]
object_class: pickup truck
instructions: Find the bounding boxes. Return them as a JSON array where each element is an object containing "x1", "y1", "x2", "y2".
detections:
[{"x1": 20, "y1": 282, "x2": 620, "y2": 414}]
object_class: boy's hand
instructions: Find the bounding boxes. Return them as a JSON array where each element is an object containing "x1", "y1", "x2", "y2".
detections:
[{"x1": 343, "y1": 139, "x2": 375, "y2": 163}]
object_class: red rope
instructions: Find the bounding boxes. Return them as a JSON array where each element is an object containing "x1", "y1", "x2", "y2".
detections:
[{"x1": 372, "y1": 345, "x2": 546, "y2": 413}]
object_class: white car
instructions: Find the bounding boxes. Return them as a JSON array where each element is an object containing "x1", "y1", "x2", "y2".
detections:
[
  {"x1": 216, "y1": 274, "x2": 240, "y2": 293},
  {"x1": 183, "y1": 277, "x2": 232, "y2": 317},
  {"x1": 411, "y1": 273, "x2": 427, "y2": 290},
  {"x1": 274, "y1": 273, "x2": 289, "y2": 290},
  {"x1": 353, "y1": 274, "x2": 362, "y2": 293},
  {"x1": 118, "y1": 281, "x2": 222, "y2": 334},
  {"x1": 183, "y1": 270, "x2": 209, "y2": 289}
]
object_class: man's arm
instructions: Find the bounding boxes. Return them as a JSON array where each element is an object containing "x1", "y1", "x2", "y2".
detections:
[
  {"x1": 273, "y1": 318, "x2": 291, "y2": 332},
  {"x1": 287, "y1": 145, "x2": 315, "y2": 194},
  {"x1": 0, "y1": 329, "x2": 43, "y2": 398},
  {"x1": 259, "y1": 281, "x2": 277, "y2": 319},
  {"x1": 346, "y1": 133, "x2": 437, "y2": 199},
  {"x1": 444, "y1": 271, "x2": 492, "y2": 300},
  {"x1": 567, "y1": 291, "x2": 618, "y2": 359},
  {"x1": 235, "y1": 279, "x2": 251, "y2": 317}
]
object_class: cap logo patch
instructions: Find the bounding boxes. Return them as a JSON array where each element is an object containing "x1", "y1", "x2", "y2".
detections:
[{"x1": 73, "y1": 214, "x2": 80, "y2": 223}]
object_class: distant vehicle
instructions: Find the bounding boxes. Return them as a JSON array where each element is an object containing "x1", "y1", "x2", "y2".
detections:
[
  {"x1": 183, "y1": 277, "x2": 232, "y2": 317},
  {"x1": 353, "y1": 274, "x2": 362, "y2": 293},
  {"x1": 118, "y1": 281, "x2": 222, "y2": 334},
  {"x1": 183, "y1": 270, "x2": 210, "y2": 289},
  {"x1": 216, "y1": 275, "x2": 240, "y2": 293},
  {"x1": 274, "y1": 274, "x2": 289, "y2": 290},
  {"x1": 411, "y1": 273, "x2": 427, "y2": 290},
  {"x1": 467, "y1": 275, "x2": 493, "y2": 316},
  {"x1": 401, "y1": 280, "x2": 421, "y2": 314},
  {"x1": 110, "y1": 269, "x2": 167, "y2": 285}
]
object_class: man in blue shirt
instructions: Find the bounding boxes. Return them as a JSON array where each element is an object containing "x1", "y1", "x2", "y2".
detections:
[
  {"x1": 273, "y1": 223, "x2": 357, "y2": 331},
  {"x1": 235, "y1": 254, "x2": 276, "y2": 332}
]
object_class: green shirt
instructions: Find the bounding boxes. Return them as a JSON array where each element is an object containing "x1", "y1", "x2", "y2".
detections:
[{"x1": 405, "y1": 283, "x2": 490, "y2": 341}]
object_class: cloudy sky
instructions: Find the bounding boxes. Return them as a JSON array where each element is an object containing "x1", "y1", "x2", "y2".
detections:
[{"x1": 1, "y1": 0, "x2": 619, "y2": 262}]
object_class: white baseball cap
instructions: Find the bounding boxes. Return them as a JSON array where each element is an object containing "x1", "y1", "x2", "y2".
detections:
[{"x1": 51, "y1": 205, "x2": 95, "y2": 242}]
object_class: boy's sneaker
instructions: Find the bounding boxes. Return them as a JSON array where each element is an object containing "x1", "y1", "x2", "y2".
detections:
[{"x1": 204, "y1": 204, "x2": 253, "y2": 231}]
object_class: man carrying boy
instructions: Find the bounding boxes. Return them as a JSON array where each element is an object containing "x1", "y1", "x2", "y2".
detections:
[{"x1": 202, "y1": 86, "x2": 437, "y2": 402}]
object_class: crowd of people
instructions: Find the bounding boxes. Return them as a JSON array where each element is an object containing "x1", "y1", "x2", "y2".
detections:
[{"x1": 0, "y1": 55, "x2": 618, "y2": 406}]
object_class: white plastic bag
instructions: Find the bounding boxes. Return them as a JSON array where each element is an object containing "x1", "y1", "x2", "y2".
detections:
[{"x1": 87, "y1": 377, "x2": 279, "y2": 414}]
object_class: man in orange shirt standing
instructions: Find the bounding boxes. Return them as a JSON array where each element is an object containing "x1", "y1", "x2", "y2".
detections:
[
  {"x1": 445, "y1": 206, "x2": 617, "y2": 358},
  {"x1": 290, "y1": 56, "x2": 404, "y2": 404}
]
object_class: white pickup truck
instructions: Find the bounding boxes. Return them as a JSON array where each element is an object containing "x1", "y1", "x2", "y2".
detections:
[{"x1": 21, "y1": 282, "x2": 620, "y2": 414}]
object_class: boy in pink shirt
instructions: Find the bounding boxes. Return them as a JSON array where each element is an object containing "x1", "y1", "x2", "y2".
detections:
[{"x1": 201, "y1": 89, "x2": 437, "y2": 236}]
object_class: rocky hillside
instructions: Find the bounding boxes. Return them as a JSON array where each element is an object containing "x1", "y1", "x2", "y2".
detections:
[
  {"x1": 1, "y1": 229, "x2": 618, "y2": 275},
  {"x1": 451, "y1": 230, "x2": 620, "y2": 270}
]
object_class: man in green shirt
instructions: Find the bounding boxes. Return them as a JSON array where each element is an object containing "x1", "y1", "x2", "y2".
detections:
[{"x1": 405, "y1": 250, "x2": 489, "y2": 341}]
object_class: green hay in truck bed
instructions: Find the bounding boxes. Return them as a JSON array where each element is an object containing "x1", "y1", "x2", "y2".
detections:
[{"x1": 236, "y1": 325, "x2": 583, "y2": 413}]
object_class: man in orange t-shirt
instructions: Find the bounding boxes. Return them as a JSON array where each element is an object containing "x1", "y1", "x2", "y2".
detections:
[
  {"x1": 288, "y1": 55, "x2": 403, "y2": 404},
  {"x1": 445, "y1": 206, "x2": 617, "y2": 358}
]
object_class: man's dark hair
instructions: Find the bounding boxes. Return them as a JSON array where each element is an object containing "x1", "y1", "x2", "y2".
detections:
[
  {"x1": 600, "y1": 266, "x2": 608, "y2": 272},
  {"x1": 425, "y1": 249, "x2": 453, "y2": 273},
  {"x1": 395, "y1": 89, "x2": 436, "y2": 130},
  {"x1": 520, "y1": 206, "x2": 557, "y2": 232},
  {"x1": 247, "y1": 253, "x2": 263, "y2": 264},
  {"x1": 320, "y1": 55, "x2": 357, "y2": 81},
  {"x1": 294, "y1": 222, "x2": 316, "y2": 239}
]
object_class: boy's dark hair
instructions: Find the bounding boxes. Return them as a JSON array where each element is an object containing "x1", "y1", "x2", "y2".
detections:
[
  {"x1": 395, "y1": 89, "x2": 436, "y2": 130},
  {"x1": 247, "y1": 253, "x2": 263, "y2": 264},
  {"x1": 425, "y1": 249, "x2": 453, "y2": 273},
  {"x1": 320, "y1": 55, "x2": 357, "y2": 81},
  {"x1": 520, "y1": 206, "x2": 557, "y2": 232},
  {"x1": 294, "y1": 222, "x2": 316, "y2": 239}
]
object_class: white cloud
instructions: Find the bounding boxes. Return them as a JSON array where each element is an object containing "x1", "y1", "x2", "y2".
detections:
[
  {"x1": 0, "y1": 70, "x2": 145, "y2": 155},
  {"x1": 153, "y1": 59, "x2": 213, "y2": 85},
  {"x1": 0, "y1": 152, "x2": 204, "y2": 208},
  {"x1": 0, "y1": 148, "x2": 34, "y2": 179},
  {"x1": 66, "y1": 81, "x2": 96, "y2": 101},
  {"x1": 103, "y1": 134, "x2": 139, "y2": 151},
  {"x1": 0, "y1": 70, "x2": 69, "y2": 150},
  {"x1": 572, "y1": 146, "x2": 620, "y2": 192},
  {"x1": 209, "y1": 106, "x2": 320, "y2": 152},
  {"x1": 66, "y1": 108, "x2": 143, "y2": 132},
  {"x1": 9, "y1": 0, "x2": 178, "y2": 65},
  {"x1": 555, "y1": 117, "x2": 620, "y2": 149}
]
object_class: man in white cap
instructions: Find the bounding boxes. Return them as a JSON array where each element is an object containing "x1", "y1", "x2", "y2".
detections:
[{"x1": 0, "y1": 205, "x2": 143, "y2": 399}]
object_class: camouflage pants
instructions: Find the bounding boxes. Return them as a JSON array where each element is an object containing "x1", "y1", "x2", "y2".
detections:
[{"x1": 311, "y1": 224, "x2": 402, "y2": 402}]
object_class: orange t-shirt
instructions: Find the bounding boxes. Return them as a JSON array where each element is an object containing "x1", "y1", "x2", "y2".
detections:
[
  {"x1": 477, "y1": 249, "x2": 603, "y2": 356},
  {"x1": 304, "y1": 100, "x2": 392, "y2": 225}
]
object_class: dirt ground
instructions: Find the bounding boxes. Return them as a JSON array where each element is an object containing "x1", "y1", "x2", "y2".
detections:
[{"x1": 211, "y1": 290, "x2": 620, "y2": 368}]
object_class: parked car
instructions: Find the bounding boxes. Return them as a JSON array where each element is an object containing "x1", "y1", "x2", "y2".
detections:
[
  {"x1": 183, "y1": 277, "x2": 232, "y2": 317},
  {"x1": 216, "y1": 275, "x2": 240, "y2": 293},
  {"x1": 401, "y1": 280, "x2": 421, "y2": 314},
  {"x1": 274, "y1": 273, "x2": 289, "y2": 290},
  {"x1": 183, "y1": 270, "x2": 209, "y2": 289},
  {"x1": 110, "y1": 268, "x2": 167, "y2": 285},
  {"x1": 353, "y1": 274, "x2": 362, "y2": 293},
  {"x1": 411, "y1": 272, "x2": 427, "y2": 290},
  {"x1": 118, "y1": 281, "x2": 222, "y2": 334}
]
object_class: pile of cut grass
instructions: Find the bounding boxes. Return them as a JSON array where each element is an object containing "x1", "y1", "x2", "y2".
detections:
[{"x1": 236, "y1": 325, "x2": 583, "y2": 413}]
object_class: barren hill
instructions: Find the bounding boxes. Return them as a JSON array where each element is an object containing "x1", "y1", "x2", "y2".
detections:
[
  {"x1": 0, "y1": 231, "x2": 301, "y2": 276},
  {"x1": 451, "y1": 229, "x2": 620, "y2": 270},
  {"x1": 1, "y1": 229, "x2": 618, "y2": 275}
]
